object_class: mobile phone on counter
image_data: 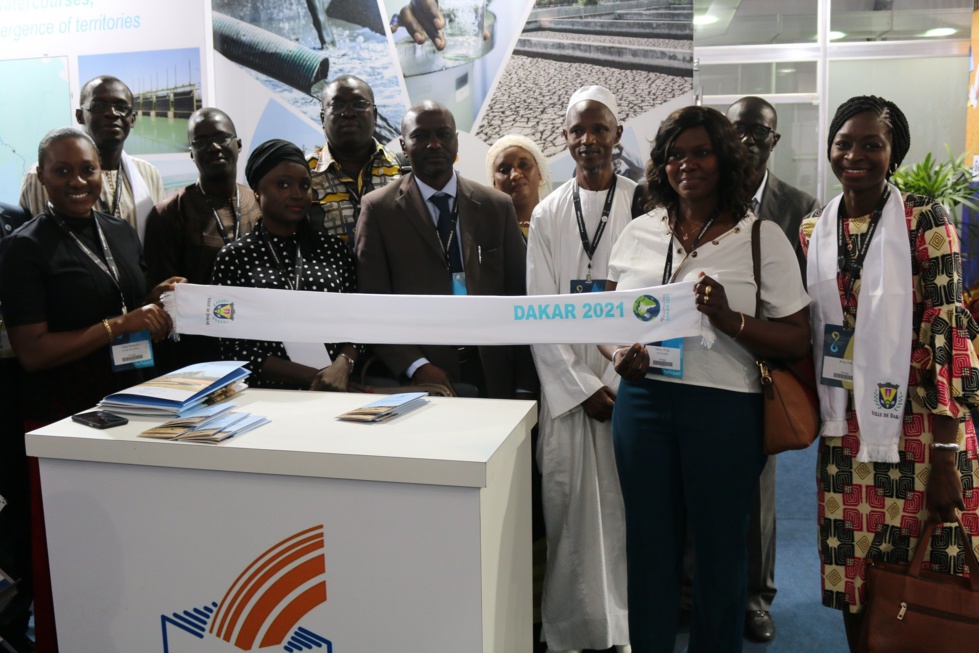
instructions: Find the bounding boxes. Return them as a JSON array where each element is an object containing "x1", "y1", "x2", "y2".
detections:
[{"x1": 71, "y1": 410, "x2": 129, "y2": 429}]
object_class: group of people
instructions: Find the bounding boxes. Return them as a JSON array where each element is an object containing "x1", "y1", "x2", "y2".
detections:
[{"x1": 0, "y1": 69, "x2": 976, "y2": 653}]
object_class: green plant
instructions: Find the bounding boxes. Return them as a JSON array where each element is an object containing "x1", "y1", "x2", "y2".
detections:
[{"x1": 891, "y1": 146, "x2": 979, "y2": 231}]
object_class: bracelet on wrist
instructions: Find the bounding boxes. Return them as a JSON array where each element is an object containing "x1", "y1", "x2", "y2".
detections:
[
  {"x1": 101, "y1": 318, "x2": 114, "y2": 343},
  {"x1": 931, "y1": 442, "x2": 960, "y2": 451},
  {"x1": 337, "y1": 352, "x2": 355, "y2": 373},
  {"x1": 612, "y1": 347, "x2": 629, "y2": 364},
  {"x1": 732, "y1": 312, "x2": 746, "y2": 340}
]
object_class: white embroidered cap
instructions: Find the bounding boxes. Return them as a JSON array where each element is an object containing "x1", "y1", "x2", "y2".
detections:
[{"x1": 566, "y1": 85, "x2": 619, "y2": 121}]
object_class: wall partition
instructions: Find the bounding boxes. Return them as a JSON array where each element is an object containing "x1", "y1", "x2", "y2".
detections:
[{"x1": 695, "y1": 0, "x2": 972, "y2": 204}]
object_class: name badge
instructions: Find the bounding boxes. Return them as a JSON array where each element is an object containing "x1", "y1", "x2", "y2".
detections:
[
  {"x1": 111, "y1": 330, "x2": 155, "y2": 372},
  {"x1": 570, "y1": 279, "x2": 607, "y2": 294},
  {"x1": 452, "y1": 271, "x2": 467, "y2": 296},
  {"x1": 820, "y1": 324, "x2": 853, "y2": 389},
  {"x1": 647, "y1": 338, "x2": 684, "y2": 378}
]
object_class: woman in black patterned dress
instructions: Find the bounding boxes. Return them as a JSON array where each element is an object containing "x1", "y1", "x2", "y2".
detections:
[
  {"x1": 801, "y1": 96, "x2": 979, "y2": 651},
  {"x1": 211, "y1": 139, "x2": 359, "y2": 391}
]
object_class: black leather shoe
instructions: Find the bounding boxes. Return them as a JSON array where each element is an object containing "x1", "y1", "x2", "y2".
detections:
[{"x1": 745, "y1": 610, "x2": 776, "y2": 642}]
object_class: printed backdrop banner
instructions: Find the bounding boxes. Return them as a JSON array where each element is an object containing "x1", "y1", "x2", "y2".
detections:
[
  {"x1": 0, "y1": 0, "x2": 212, "y2": 199},
  {"x1": 166, "y1": 282, "x2": 703, "y2": 346}
]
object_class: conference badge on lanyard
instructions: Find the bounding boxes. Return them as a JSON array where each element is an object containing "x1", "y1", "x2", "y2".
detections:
[
  {"x1": 570, "y1": 279, "x2": 607, "y2": 294},
  {"x1": 110, "y1": 330, "x2": 155, "y2": 372},
  {"x1": 452, "y1": 271, "x2": 467, "y2": 295},
  {"x1": 647, "y1": 338, "x2": 683, "y2": 378},
  {"x1": 820, "y1": 324, "x2": 853, "y2": 389}
]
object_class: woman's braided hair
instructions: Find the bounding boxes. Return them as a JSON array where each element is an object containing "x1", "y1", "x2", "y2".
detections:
[{"x1": 827, "y1": 95, "x2": 911, "y2": 176}]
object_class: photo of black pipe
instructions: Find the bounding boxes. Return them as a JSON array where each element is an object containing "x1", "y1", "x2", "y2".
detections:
[{"x1": 213, "y1": 11, "x2": 330, "y2": 96}]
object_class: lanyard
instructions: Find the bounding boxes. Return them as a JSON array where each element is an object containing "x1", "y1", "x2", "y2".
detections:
[
  {"x1": 428, "y1": 174, "x2": 462, "y2": 270},
  {"x1": 260, "y1": 225, "x2": 304, "y2": 291},
  {"x1": 836, "y1": 187, "x2": 890, "y2": 321},
  {"x1": 434, "y1": 187, "x2": 461, "y2": 270},
  {"x1": 340, "y1": 172, "x2": 375, "y2": 241},
  {"x1": 48, "y1": 204, "x2": 128, "y2": 314},
  {"x1": 662, "y1": 208, "x2": 718, "y2": 285},
  {"x1": 197, "y1": 182, "x2": 241, "y2": 245},
  {"x1": 99, "y1": 167, "x2": 124, "y2": 217},
  {"x1": 331, "y1": 150, "x2": 379, "y2": 243},
  {"x1": 572, "y1": 176, "x2": 616, "y2": 282}
]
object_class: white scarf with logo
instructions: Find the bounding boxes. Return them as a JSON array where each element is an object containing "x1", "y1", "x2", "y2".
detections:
[
  {"x1": 163, "y1": 281, "x2": 707, "y2": 347},
  {"x1": 807, "y1": 184, "x2": 913, "y2": 463}
]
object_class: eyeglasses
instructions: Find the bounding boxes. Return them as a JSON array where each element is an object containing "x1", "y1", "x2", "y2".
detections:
[
  {"x1": 82, "y1": 101, "x2": 134, "y2": 117},
  {"x1": 321, "y1": 100, "x2": 374, "y2": 118},
  {"x1": 733, "y1": 124, "x2": 776, "y2": 140},
  {"x1": 190, "y1": 134, "x2": 237, "y2": 150}
]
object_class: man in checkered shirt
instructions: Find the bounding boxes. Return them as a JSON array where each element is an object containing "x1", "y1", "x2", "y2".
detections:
[{"x1": 307, "y1": 74, "x2": 402, "y2": 249}]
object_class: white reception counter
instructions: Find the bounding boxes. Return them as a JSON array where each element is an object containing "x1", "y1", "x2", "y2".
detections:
[{"x1": 26, "y1": 389, "x2": 537, "y2": 653}]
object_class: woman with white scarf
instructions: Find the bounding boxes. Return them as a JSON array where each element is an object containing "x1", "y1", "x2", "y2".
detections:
[{"x1": 801, "y1": 95, "x2": 979, "y2": 651}]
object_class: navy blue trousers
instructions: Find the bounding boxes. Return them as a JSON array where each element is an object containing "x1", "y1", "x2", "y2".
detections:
[{"x1": 612, "y1": 378, "x2": 766, "y2": 653}]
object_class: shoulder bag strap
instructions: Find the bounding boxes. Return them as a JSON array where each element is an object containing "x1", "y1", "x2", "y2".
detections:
[{"x1": 752, "y1": 219, "x2": 762, "y2": 319}]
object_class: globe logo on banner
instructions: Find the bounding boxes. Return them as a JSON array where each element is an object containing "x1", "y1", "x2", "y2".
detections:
[
  {"x1": 160, "y1": 525, "x2": 334, "y2": 652},
  {"x1": 632, "y1": 295, "x2": 661, "y2": 322}
]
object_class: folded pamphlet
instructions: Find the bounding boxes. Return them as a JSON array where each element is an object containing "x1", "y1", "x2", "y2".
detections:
[
  {"x1": 336, "y1": 392, "x2": 429, "y2": 423},
  {"x1": 139, "y1": 410, "x2": 268, "y2": 443},
  {"x1": 99, "y1": 361, "x2": 250, "y2": 416},
  {"x1": 138, "y1": 403, "x2": 237, "y2": 439}
]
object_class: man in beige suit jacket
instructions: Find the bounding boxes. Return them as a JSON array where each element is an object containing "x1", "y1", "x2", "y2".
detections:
[{"x1": 355, "y1": 101, "x2": 537, "y2": 399}]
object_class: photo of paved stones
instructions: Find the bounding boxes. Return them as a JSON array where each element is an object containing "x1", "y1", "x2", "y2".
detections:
[{"x1": 475, "y1": 0, "x2": 693, "y2": 158}]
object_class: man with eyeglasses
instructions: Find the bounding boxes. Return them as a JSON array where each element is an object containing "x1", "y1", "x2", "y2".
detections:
[
  {"x1": 18, "y1": 75, "x2": 165, "y2": 243},
  {"x1": 726, "y1": 95, "x2": 818, "y2": 645},
  {"x1": 307, "y1": 74, "x2": 401, "y2": 248},
  {"x1": 728, "y1": 97, "x2": 818, "y2": 284},
  {"x1": 142, "y1": 108, "x2": 260, "y2": 370}
]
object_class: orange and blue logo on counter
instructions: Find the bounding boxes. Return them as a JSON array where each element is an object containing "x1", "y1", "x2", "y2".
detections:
[{"x1": 161, "y1": 525, "x2": 333, "y2": 652}]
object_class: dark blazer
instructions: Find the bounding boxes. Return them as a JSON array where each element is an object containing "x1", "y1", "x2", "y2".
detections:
[
  {"x1": 355, "y1": 172, "x2": 538, "y2": 398},
  {"x1": 758, "y1": 172, "x2": 819, "y2": 283}
]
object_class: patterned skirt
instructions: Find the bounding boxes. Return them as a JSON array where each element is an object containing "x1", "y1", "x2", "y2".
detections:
[{"x1": 818, "y1": 408, "x2": 979, "y2": 613}]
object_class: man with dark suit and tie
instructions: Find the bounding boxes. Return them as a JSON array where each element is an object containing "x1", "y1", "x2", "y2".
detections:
[
  {"x1": 355, "y1": 100, "x2": 537, "y2": 399},
  {"x1": 727, "y1": 96, "x2": 819, "y2": 644}
]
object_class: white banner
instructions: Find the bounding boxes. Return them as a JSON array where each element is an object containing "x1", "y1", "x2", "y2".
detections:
[{"x1": 165, "y1": 282, "x2": 705, "y2": 346}]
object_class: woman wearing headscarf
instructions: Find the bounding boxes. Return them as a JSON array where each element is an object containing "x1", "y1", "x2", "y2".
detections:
[
  {"x1": 601, "y1": 106, "x2": 811, "y2": 653},
  {"x1": 485, "y1": 134, "x2": 551, "y2": 238},
  {"x1": 211, "y1": 139, "x2": 359, "y2": 391},
  {"x1": 801, "y1": 95, "x2": 979, "y2": 651}
]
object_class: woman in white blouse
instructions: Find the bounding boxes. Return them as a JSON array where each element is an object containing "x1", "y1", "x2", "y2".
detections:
[{"x1": 600, "y1": 106, "x2": 811, "y2": 653}]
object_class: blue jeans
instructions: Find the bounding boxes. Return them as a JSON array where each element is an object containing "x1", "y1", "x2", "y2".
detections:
[{"x1": 612, "y1": 378, "x2": 766, "y2": 653}]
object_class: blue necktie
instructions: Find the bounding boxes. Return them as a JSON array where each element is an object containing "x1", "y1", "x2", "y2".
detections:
[{"x1": 432, "y1": 192, "x2": 463, "y2": 273}]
